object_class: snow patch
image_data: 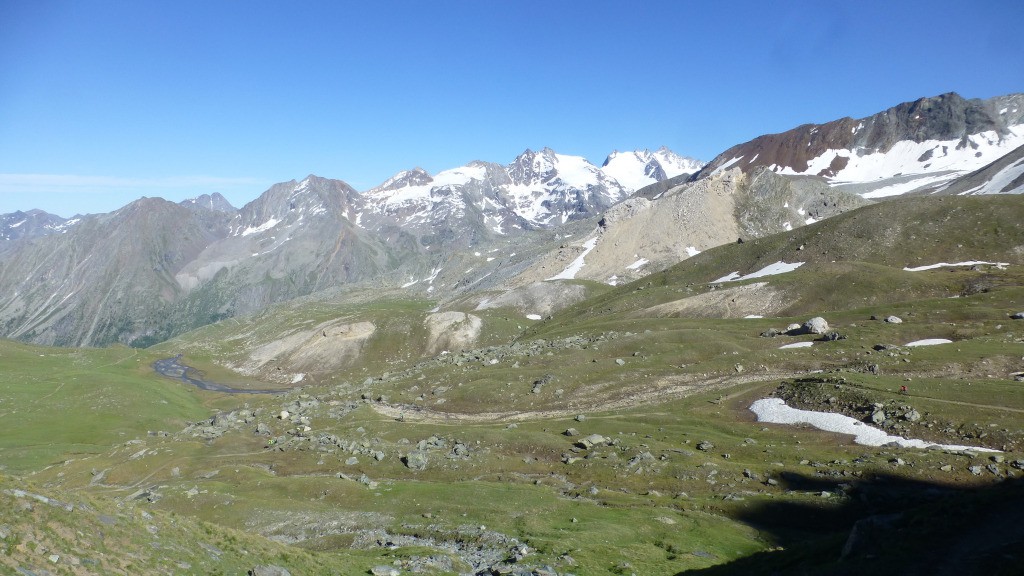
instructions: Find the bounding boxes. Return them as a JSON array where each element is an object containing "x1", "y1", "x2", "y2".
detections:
[
  {"x1": 713, "y1": 261, "x2": 805, "y2": 283},
  {"x1": 547, "y1": 237, "x2": 599, "y2": 281},
  {"x1": 239, "y1": 217, "x2": 281, "y2": 237},
  {"x1": 626, "y1": 257, "x2": 649, "y2": 270},
  {"x1": 903, "y1": 261, "x2": 1008, "y2": 272},
  {"x1": 750, "y1": 398, "x2": 997, "y2": 451},
  {"x1": 525, "y1": 314, "x2": 542, "y2": 320},
  {"x1": 686, "y1": 246, "x2": 700, "y2": 257},
  {"x1": 779, "y1": 341, "x2": 813, "y2": 349},
  {"x1": 904, "y1": 338, "x2": 953, "y2": 347}
]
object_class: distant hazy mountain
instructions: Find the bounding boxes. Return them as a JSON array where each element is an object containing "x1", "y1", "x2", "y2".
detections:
[
  {"x1": 0, "y1": 198, "x2": 230, "y2": 346},
  {"x1": 0, "y1": 209, "x2": 69, "y2": 245},
  {"x1": 180, "y1": 192, "x2": 237, "y2": 213}
]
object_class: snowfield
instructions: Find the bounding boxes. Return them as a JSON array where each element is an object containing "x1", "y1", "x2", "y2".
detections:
[
  {"x1": 547, "y1": 237, "x2": 599, "y2": 281},
  {"x1": 713, "y1": 261, "x2": 804, "y2": 283},
  {"x1": 750, "y1": 398, "x2": 999, "y2": 452},
  {"x1": 778, "y1": 341, "x2": 813, "y2": 349},
  {"x1": 904, "y1": 338, "x2": 953, "y2": 347},
  {"x1": 903, "y1": 260, "x2": 1008, "y2": 272}
]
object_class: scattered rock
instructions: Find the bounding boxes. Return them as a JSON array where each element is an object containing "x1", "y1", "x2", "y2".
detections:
[
  {"x1": 696, "y1": 441, "x2": 714, "y2": 452},
  {"x1": 575, "y1": 434, "x2": 607, "y2": 450},
  {"x1": 563, "y1": 428, "x2": 579, "y2": 437},
  {"x1": 1011, "y1": 312, "x2": 1024, "y2": 320},
  {"x1": 370, "y1": 566, "x2": 400, "y2": 576},
  {"x1": 615, "y1": 358, "x2": 626, "y2": 366},
  {"x1": 884, "y1": 315, "x2": 903, "y2": 324},
  {"x1": 403, "y1": 450, "x2": 429, "y2": 471}
]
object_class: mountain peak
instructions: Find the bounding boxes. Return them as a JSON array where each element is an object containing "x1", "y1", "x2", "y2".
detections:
[
  {"x1": 181, "y1": 192, "x2": 236, "y2": 213},
  {"x1": 372, "y1": 168, "x2": 434, "y2": 193}
]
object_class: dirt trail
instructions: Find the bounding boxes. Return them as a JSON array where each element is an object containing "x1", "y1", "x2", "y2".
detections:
[{"x1": 369, "y1": 370, "x2": 795, "y2": 424}]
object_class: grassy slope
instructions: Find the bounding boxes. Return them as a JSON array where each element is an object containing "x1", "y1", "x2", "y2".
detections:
[
  {"x1": 5, "y1": 195, "x2": 1024, "y2": 574},
  {"x1": 0, "y1": 342, "x2": 209, "y2": 474}
]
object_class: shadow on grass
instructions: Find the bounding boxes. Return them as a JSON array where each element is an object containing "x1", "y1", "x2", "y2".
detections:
[{"x1": 681, "y1": 471, "x2": 1024, "y2": 576}]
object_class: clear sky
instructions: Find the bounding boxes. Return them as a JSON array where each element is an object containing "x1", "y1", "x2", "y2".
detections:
[{"x1": 1, "y1": 0, "x2": 1021, "y2": 217}]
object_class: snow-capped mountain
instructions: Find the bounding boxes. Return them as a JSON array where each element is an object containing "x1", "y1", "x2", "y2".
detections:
[
  {"x1": 0, "y1": 209, "x2": 69, "y2": 244},
  {"x1": 504, "y1": 147, "x2": 627, "y2": 225},
  {"x1": 695, "y1": 92, "x2": 1024, "y2": 198},
  {"x1": 362, "y1": 147, "x2": 695, "y2": 234},
  {"x1": 601, "y1": 147, "x2": 704, "y2": 191}
]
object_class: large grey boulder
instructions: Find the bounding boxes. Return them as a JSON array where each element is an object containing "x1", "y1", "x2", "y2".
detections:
[
  {"x1": 403, "y1": 450, "x2": 429, "y2": 471},
  {"x1": 802, "y1": 317, "x2": 829, "y2": 335},
  {"x1": 575, "y1": 434, "x2": 607, "y2": 450}
]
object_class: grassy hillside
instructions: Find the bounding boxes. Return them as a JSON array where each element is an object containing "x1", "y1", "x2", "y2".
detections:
[
  {"x1": 0, "y1": 341, "x2": 208, "y2": 474},
  {"x1": 5, "y1": 195, "x2": 1024, "y2": 574}
]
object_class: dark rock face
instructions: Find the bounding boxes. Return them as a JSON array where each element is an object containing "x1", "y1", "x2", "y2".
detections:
[{"x1": 694, "y1": 92, "x2": 1024, "y2": 178}]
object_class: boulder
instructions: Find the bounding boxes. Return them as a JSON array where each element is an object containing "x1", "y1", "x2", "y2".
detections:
[
  {"x1": 1011, "y1": 312, "x2": 1024, "y2": 320},
  {"x1": 802, "y1": 317, "x2": 829, "y2": 335},
  {"x1": 575, "y1": 434, "x2": 607, "y2": 450},
  {"x1": 884, "y1": 315, "x2": 903, "y2": 324},
  {"x1": 403, "y1": 450, "x2": 429, "y2": 471}
]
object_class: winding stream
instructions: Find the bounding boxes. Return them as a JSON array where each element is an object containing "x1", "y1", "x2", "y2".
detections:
[{"x1": 153, "y1": 355, "x2": 283, "y2": 395}]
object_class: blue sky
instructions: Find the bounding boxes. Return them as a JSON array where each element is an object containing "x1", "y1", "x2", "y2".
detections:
[{"x1": 1, "y1": 0, "x2": 1021, "y2": 217}]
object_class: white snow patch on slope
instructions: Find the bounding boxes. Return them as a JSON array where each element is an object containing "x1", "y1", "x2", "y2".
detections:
[
  {"x1": 686, "y1": 246, "x2": 700, "y2": 257},
  {"x1": 547, "y1": 237, "x2": 599, "y2": 281},
  {"x1": 860, "y1": 173, "x2": 954, "y2": 199},
  {"x1": 779, "y1": 341, "x2": 813, "y2": 349},
  {"x1": 956, "y1": 158, "x2": 1024, "y2": 195},
  {"x1": 240, "y1": 217, "x2": 281, "y2": 236},
  {"x1": 713, "y1": 261, "x2": 804, "y2": 283},
  {"x1": 903, "y1": 260, "x2": 1008, "y2": 272},
  {"x1": 750, "y1": 398, "x2": 998, "y2": 451},
  {"x1": 905, "y1": 338, "x2": 953, "y2": 347},
  {"x1": 526, "y1": 314, "x2": 542, "y2": 320},
  {"x1": 626, "y1": 257, "x2": 649, "y2": 270},
  {"x1": 712, "y1": 156, "x2": 743, "y2": 175}
]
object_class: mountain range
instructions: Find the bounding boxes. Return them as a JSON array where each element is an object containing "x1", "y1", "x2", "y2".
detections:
[{"x1": 0, "y1": 92, "x2": 1022, "y2": 347}]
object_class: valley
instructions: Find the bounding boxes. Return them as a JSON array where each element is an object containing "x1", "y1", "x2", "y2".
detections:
[{"x1": 2, "y1": 92, "x2": 1024, "y2": 575}]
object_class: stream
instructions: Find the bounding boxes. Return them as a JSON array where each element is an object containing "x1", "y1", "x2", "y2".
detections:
[{"x1": 153, "y1": 355, "x2": 283, "y2": 394}]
